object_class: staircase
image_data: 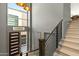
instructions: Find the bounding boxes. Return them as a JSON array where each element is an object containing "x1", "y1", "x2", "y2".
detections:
[{"x1": 54, "y1": 19, "x2": 79, "y2": 56}]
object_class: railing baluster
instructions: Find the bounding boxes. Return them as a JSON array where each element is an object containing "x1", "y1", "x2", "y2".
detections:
[{"x1": 56, "y1": 26, "x2": 58, "y2": 48}]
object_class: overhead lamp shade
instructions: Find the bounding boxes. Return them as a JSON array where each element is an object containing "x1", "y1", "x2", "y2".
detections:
[
  {"x1": 24, "y1": 6, "x2": 30, "y2": 11},
  {"x1": 16, "y1": 3, "x2": 27, "y2": 7}
]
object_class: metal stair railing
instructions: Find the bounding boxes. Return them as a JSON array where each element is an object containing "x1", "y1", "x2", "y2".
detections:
[{"x1": 39, "y1": 19, "x2": 63, "y2": 56}]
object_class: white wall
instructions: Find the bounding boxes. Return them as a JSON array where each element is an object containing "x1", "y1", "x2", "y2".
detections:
[
  {"x1": 62, "y1": 3, "x2": 71, "y2": 38},
  {"x1": 32, "y1": 3, "x2": 63, "y2": 50},
  {"x1": 0, "y1": 3, "x2": 8, "y2": 56},
  {"x1": 71, "y1": 3, "x2": 79, "y2": 17},
  {"x1": 32, "y1": 3, "x2": 63, "y2": 32}
]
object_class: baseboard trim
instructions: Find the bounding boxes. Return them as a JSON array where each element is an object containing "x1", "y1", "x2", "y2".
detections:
[{"x1": 0, "y1": 53, "x2": 8, "y2": 56}]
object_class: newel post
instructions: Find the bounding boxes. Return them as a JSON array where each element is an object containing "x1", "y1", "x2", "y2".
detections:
[
  {"x1": 39, "y1": 32, "x2": 45, "y2": 56},
  {"x1": 39, "y1": 39, "x2": 45, "y2": 56}
]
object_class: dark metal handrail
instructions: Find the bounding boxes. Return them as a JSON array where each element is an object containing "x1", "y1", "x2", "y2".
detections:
[{"x1": 45, "y1": 19, "x2": 63, "y2": 43}]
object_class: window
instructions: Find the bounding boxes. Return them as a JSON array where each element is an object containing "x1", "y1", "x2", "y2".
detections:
[
  {"x1": 8, "y1": 3, "x2": 28, "y2": 27},
  {"x1": 8, "y1": 14, "x2": 18, "y2": 26}
]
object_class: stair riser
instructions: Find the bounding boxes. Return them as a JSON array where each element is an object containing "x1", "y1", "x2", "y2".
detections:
[
  {"x1": 59, "y1": 41, "x2": 79, "y2": 51},
  {"x1": 66, "y1": 33, "x2": 79, "y2": 35},
  {"x1": 67, "y1": 30, "x2": 79, "y2": 33},
  {"x1": 66, "y1": 34, "x2": 79, "y2": 37},
  {"x1": 65, "y1": 37, "x2": 79, "y2": 39},
  {"x1": 66, "y1": 32, "x2": 79, "y2": 34},
  {"x1": 65, "y1": 35, "x2": 79, "y2": 39},
  {"x1": 58, "y1": 46, "x2": 79, "y2": 56},
  {"x1": 67, "y1": 28, "x2": 79, "y2": 30},
  {"x1": 59, "y1": 45, "x2": 79, "y2": 53},
  {"x1": 68, "y1": 28, "x2": 79, "y2": 29},
  {"x1": 63, "y1": 39, "x2": 79, "y2": 44},
  {"x1": 69, "y1": 24, "x2": 79, "y2": 26}
]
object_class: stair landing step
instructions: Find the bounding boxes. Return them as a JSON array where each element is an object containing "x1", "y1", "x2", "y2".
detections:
[
  {"x1": 59, "y1": 41, "x2": 79, "y2": 51},
  {"x1": 57, "y1": 46, "x2": 79, "y2": 56}
]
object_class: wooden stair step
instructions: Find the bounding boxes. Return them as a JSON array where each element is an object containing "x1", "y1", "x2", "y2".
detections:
[
  {"x1": 68, "y1": 26, "x2": 79, "y2": 29},
  {"x1": 69, "y1": 24, "x2": 79, "y2": 26},
  {"x1": 68, "y1": 29, "x2": 79, "y2": 31},
  {"x1": 65, "y1": 36, "x2": 79, "y2": 39},
  {"x1": 70, "y1": 22, "x2": 79, "y2": 25},
  {"x1": 69, "y1": 25, "x2": 79, "y2": 27},
  {"x1": 67, "y1": 30, "x2": 79, "y2": 33},
  {"x1": 71, "y1": 21, "x2": 79, "y2": 23},
  {"x1": 67, "y1": 29, "x2": 79, "y2": 31},
  {"x1": 68, "y1": 27, "x2": 79, "y2": 29},
  {"x1": 69, "y1": 22, "x2": 79, "y2": 25},
  {"x1": 70, "y1": 23, "x2": 79, "y2": 25},
  {"x1": 65, "y1": 35, "x2": 79, "y2": 38},
  {"x1": 70, "y1": 21, "x2": 79, "y2": 22},
  {"x1": 72, "y1": 20, "x2": 79, "y2": 23},
  {"x1": 63, "y1": 38, "x2": 79, "y2": 44},
  {"x1": 66, "y1": 31, "x2": 79, "y2": 34},
  {"x1": 67, "y1": 31, "x2": 79, "y2": 33},
  {"x1": 59, "y1": 41, "x2": 79, "y2": 51},
  {"x1": 66, "y1": 32, "x2": 79, "y2": 35},
  {"x1": 57, "y1": 46, "x2": 79, "y2": 56},
  {"x1": 66, "y1": 34, "x2": 79, "y2": 37},
  {"x1": 68, "y1": 30, "x2": 79, "y2": 32},
  {"x1": 70, "y1": 24, "x2": 79, "y2": 26}
]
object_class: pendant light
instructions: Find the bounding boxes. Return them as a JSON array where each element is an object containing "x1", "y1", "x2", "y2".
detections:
[
  {"x1": 16, "y1": 3, "x2": 27, "y2": 7},
  {"x1": 16, "y1": 3, "x2": 30, "y2": 11}
]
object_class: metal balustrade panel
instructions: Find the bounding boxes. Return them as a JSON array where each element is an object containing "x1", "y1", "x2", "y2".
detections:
[
  {"x1": 45, "y1": 29, "x2": 56, "y2": 56},
  {"x1": 44, "y1": 20, "x2": 62, "y2": 56}
]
